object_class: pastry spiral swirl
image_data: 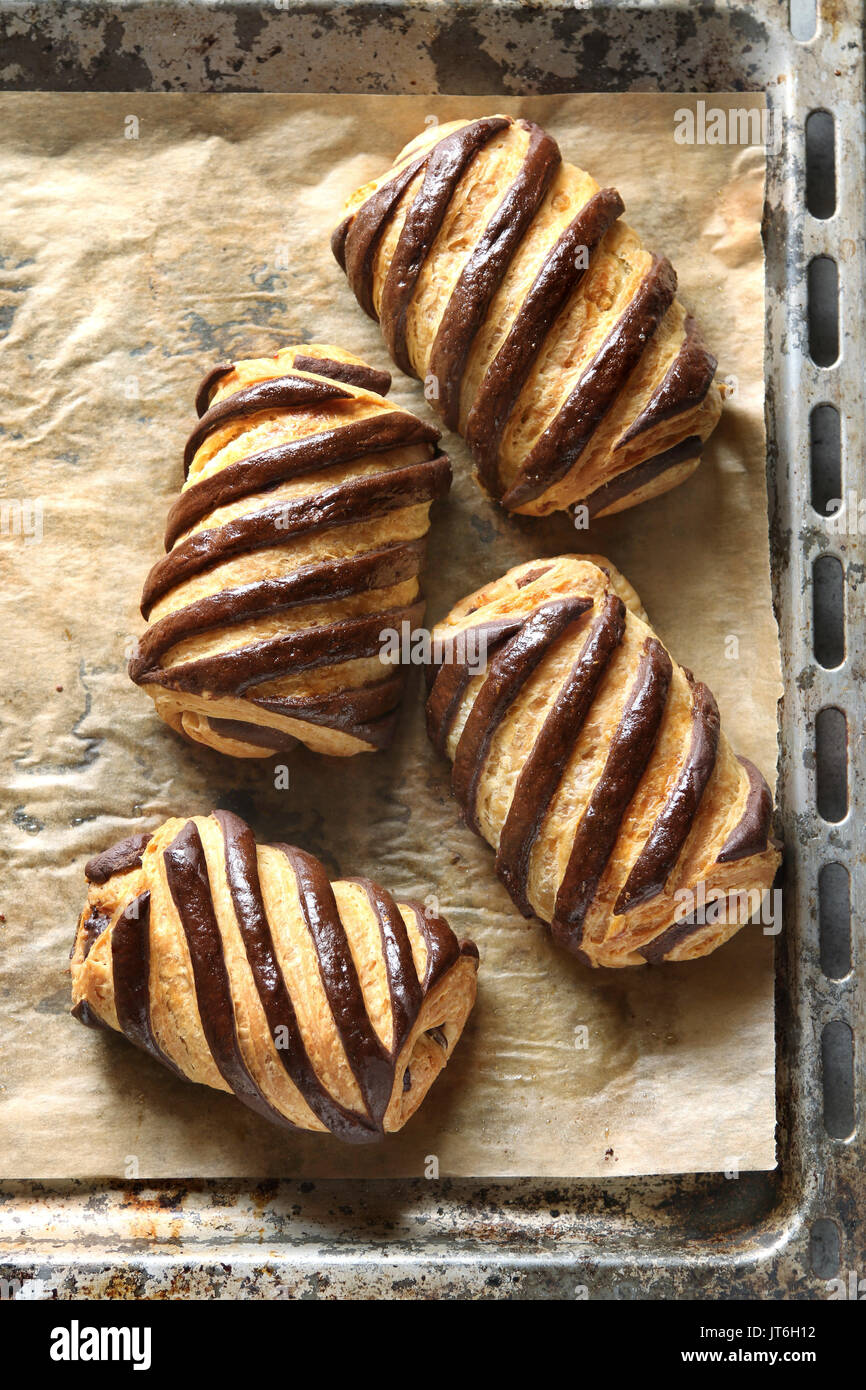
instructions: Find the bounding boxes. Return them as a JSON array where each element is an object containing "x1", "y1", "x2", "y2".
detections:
[
  {"x1": 333, "y1": 115, "x2": 722, "y2": 519},
  {"x1": 70, "y1": 813, "x2": 478, "y2": 1141},
  {"x1": 130, "y1": 344, "x2": 451, "y2": 757},
  {"x1": 426, "y1": 556, "x2": 780, "y2": 967}
]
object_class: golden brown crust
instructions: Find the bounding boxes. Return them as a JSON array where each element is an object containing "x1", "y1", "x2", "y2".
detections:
[
  {"x1": 333, "y1": 116, "x2": 722, "y2": 518},
  {"x1": 426, "y1": 555, "x2": 780, "y2": 967},
  {"x1": 129, "y1": 343, "x2": 450, "y2": 758},
  {"x1": 70, "y1": 813, "x2": 478, "y2": 1141}
]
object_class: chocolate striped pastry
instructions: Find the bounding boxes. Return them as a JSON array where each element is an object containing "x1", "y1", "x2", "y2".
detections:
[
  {"x1": 332, "y1": 115, "x2": 722, "y2": 519},
  {"x1": 129, "y1": 343, "x2": 450, "y2": 758},
  {"x1": 426, "y1": 556, "x2": 780, "y2": 967},
  {"x1": 70, "y1": 813, "x2": 478, "y2": 1142}
]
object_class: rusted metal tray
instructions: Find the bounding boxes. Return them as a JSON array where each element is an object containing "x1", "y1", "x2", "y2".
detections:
[{"x1": 0, "y1": 0, "x2": 862, "y2": 1299}]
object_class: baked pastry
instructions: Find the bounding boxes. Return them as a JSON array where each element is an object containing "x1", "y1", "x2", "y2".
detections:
[
  {"x1": 425, "y1": 555, "x2": 780, "y2": 967},
  {"x1": 70, "y1": 813, "x2": 478, "y2": 1141},
  {"x1": 129, "y1": 343, "x2": 450, "y2": 757},
  {"x1": 332, "y1": 115, "x2": 722, "y2": 518}
]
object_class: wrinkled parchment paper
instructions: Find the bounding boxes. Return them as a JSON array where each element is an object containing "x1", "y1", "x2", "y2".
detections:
[{"x1": 0, "y1": 93, "x2": 779, "y2": 1178}]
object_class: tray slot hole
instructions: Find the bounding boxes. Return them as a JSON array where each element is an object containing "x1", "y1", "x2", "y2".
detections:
[
  {"x1": 810, "y1": 403, "x2": 841, "y2": 514},
  {"x1": 805, "y1": 110, "x2": 836, "y2": 218},
  {"x1": 819, "y1": 863, "x2": 851, "y2": 980},
  {"x1": 790, "y1": 0, "x2": 818, "y2": 41},
  {"x1": 815, "y1": 706, "x2": 847, "y2": 823},
  {"x1": 808, "y1": 256, "x2": 839, "y2": 367},
  {"x1": 821, "y1": 1020, "x2": 855, "y2": 1139},
  {"x1": 812, "y1": 554, "x2": 845, "y2": 669},
  {"x1": 809, "y1": 1217, "x2": 841, "y2": 1278}
]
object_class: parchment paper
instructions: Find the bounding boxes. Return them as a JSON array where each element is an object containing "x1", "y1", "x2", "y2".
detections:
[{"x1": 0, "y1": 93, "x2": 780, "y2": 1178}]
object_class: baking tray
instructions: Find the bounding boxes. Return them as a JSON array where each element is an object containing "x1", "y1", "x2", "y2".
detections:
[{"x1": 0, "y1": 0, "x2": 862, "y2": 1300}]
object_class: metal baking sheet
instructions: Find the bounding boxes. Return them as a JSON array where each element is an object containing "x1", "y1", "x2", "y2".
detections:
[{"x1": 0, "y1": 0, "x2": 862, "y2": 1299}]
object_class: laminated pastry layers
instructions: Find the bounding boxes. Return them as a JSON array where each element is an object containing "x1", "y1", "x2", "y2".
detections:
[
  {"x1": 332, "y1": 115, "x2": 722, "y2": 519},
  {"x1": 130, "y1": 344, "x2": 451, "y2": 758},
  {"x1": 426, "y1": 556, "x2": 780, "y2": 967},
  {"x1": 70, "y1": 813, "x2": 479, "y2": 1142}
]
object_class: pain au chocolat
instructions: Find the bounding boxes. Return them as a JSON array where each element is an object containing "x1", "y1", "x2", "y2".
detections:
[
  {"x1": 129, "y1": 343, "x2": 450, "y2": 758},
  {"x1": 70, "y1": 813, "x2": 478, "y2": 1142},
  {"x1": 332, "y1": 115, "x2": 722, "y2": 519},
  {"x1": 426, "y1": 556, "x2": 780, "y2": 967}
]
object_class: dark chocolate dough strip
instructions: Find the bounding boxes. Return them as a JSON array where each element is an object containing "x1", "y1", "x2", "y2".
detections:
[
  {"x1": 195, "y1": 363, "x2": 233, "y2": 418},
  {"x1": 144, "y1": 599, "x2": 424, "y2": 698},
  {"x1": 85, "y1": 832, "x2": 152, "y2": 884},
  {"x1": 639, "y1": 914, "x2": 708, "y2": 964},
  {"x1": 278, "y1": 845, "x2": 394, "y2": 1129},
  {"x1": 578, "y1": 435, "x2": 703, "y2": 518},
  {"x1": 614, "y1": 678, "x2": 720, "y2": 914},
  {"x1": 452, "y1": 598, "x2": 592, "y2": 834},
  {"x1": 133, "y1": 540, "x2": 425, "y2": 678},
  {"x1": 465, "y1": 187, "x2": 624, "y2": 497},
  {"x1": 495, "y1": 593, "x2": 626, "y2": 916},
  {"x1": 425, "y1": 615, "x2": 526, "y2": 755},
  {"x1": 616, "y1": 316, "x2": 717, "y2": 447},
  {"x1": 339, "y1": 150, "x2": 430, "y2": 317},
  {"x1": 502, "y1": 255, "x2": 678, "y2": 509},
  {"x1": 379, "y1": 117, "x2": 511, "y2": 375},
  {"x1": 184, "y1": 375, "x2": 352, "y2": 474},
  {"x1": 427, "y1": 121, "x2": 561, "y2": 430},
  {"x1": 142, "y1": 454, "x2": 450, "y2": 615},
  {"x1": 254, "y1": 674, "x2": 406, "y2": 749},
  {"x1": 550, "y1": 637, "x2": 673, "y2": 952},
  {"x1": 347, "y1": 878, "x2": 424, "y2": 1058},
  {"x1": 293, "y1": 354, "x2": 392, "y2": 397},
  {"x1": 403, "y1": 901, "x2": 463, "y2": 991},
  {"x1": 163, "y1": 819, "x2": 297, "y2": 1131},
  {"x1": 716, "y1": 757, "x2": 774, "y2": 863},
  {"x1": 165, "y1": 411, "x2": 440, "y2": 549},
  {"x1": 214, "y1": 811, "x2": 378, "y2": 1142},
  {"x1": 111, "y1": 891, "x2": 188, "y2": 1082}
]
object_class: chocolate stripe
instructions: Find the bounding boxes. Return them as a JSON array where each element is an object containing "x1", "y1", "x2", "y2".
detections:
[
  {"x1": 111, "y1": 891, "x2": 188, "y2": 1082},
  {"x1": 205, "y1": 718, "x2": 300, "y2": 752},
  {"x1": 279, "y1": 845, "x2": 393, "y2": 1128},
  {"x1": 347, "y1": 879, "x2": 424, "y2": 1056},
  {"x1": 165, "y1": 411, "x2": 440, "y2": 549},
  {"x1": 496, "y1": 593, "x2": 626, "y2": 916},
  {"x1": 379, "y1": 117, "x2": 510, "y2": 375},
  {"x1": 502, "y1": 255, "x2": 678, "y2": 508},
  {"x1": 452, "y1": 598, "x2": 592, "y2": 834},
  {"x1": 85, "y1": 832, "x2": 152, "y2": 884},
  {"x1": 616, "y1": 316, "x2": 717, "y2": 448},
  {"x1": 639, "y1": 915, "x2": 707, "y2": 965},
  {"x1": 717, "y1": 757, "x2": 774, "y2": 863},
  {"x1": 254, "y1": 674, "x2": 405, "y2": 750},
  {"x1": 466, "y1": 188, "x2": 624, "y2": 497},
  {"x1": 615, "y1": 679, "x2": 720, "y2": 914},
  {"x1": 293, "y1": 354, "x2": 392, "y2": 397},
  {"x1": 579, "y1": 435, "x2": 703, "y2": 518},
  {"x1": 404, "y1": 901, "x2": 463, "y2": 991},
  {"x1": 195, "y1": 362, "x2": 233, "y2": 418},
  {"x1": 427, "y1": 121, "x2": 561, "y2": 430},
  {"x1": 183, "y1": 375, "x2": 351, "y2": 474},
  {"x1": 133, "y1": 540, "x2": 425, "y2": 678},
  {"x1": 340, "y1": 151, "x2": 430, "y2": 318},
  {"x1": 214, "y1": 811, "x2": 377, "y2": 1142},
  {"x1": 425, "y1": 615, "x2": 525, "y2": 755},
  {"x1": 143, "y1": 599, "x2": 425, "y2": 697},
  {"x1": 163, "y1": 819, "x2": 294, "y2": 1130},
  {"x1": 142, "y1": 455, "x2": 451, "y2": 615},
  {"x1": 551, "y1": 636, "x2": 673, "y2": 952}
]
